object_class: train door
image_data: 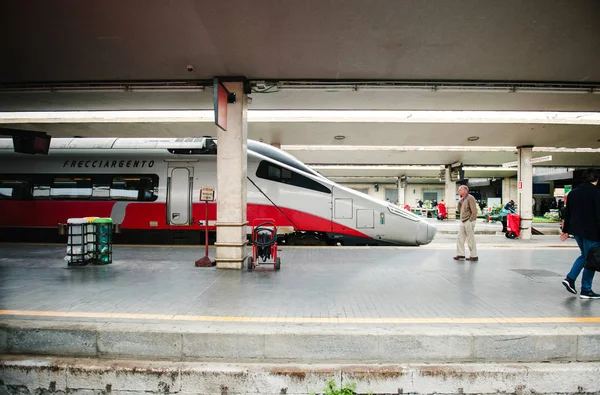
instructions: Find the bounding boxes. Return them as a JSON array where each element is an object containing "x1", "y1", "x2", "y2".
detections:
[
  {"x1": 167, "y1": 166, "x2": 193, "y2": 226},
  {"x1": 332, "y1": 190, "x2": 354, "y2": 233},
  {"x1": 334, "y1": 197, "x2": 353, "y2": 221},
  {"x1": 356, "y1": 209, "x2": 375, "y2": 229}
]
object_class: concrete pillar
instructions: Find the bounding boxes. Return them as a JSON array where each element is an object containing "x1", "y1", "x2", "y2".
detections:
[
  {"x1": 517, "y1": 146, "x2": 533, "y2": 240},
  {"x1": 502, "y1": 177, "x2": 519, "y2": 204},
  {"x1": 502, "y1": 178, "x2": 511, "y2": 204},
  {"x1": 215, "y1": 81, "x2": 248, "y2": 269},
  {"x1": 397, "y1": 178, "x2": 405, "y2": 206},
  {"x1": 444, "y1": 166, "x2": 457, "y2": 220},
  {"x1": 510, "y1": 178, "x2": 518, "y2": 202}
]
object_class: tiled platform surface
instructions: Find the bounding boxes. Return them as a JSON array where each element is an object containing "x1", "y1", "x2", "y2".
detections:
[{"x1": 1, "y1": 237, "x2": 599, "y2": 364}]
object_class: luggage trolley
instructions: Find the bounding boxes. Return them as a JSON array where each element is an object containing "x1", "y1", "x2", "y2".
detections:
[
  {"x1": 248, "y1": 218, "x2": 281, "y2": 271},
  {"x1": 66, "y1": 218, "x2": 87, "y2": 266}
]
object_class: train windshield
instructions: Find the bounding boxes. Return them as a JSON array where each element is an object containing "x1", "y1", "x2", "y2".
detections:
[{"x1": 247, "y1": 140, "x2": 324, "y2": 179}]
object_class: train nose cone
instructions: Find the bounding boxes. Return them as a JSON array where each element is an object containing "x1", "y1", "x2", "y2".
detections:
[{"x1": 416, "y1": 221, "x2": 437, "y2": 245}]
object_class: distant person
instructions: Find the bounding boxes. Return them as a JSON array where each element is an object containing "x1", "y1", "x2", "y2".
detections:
[
  {"x1": 504, "y1": 200, "x2": 516, "y2": 213},
  {"x1": 478, "y1": 200, "x2": 486, "y2": 211},
  {"x1": 550, "y1": 199, "x2": 558, "y2": 210},
  {"x1": 453, "y1": 185, "x2": 478, "y2": 261},
  {"x1": 501, "y1": 200, "x2": 516, "y2": 232},
  {"x1": 561, "y1": 168, "x2": 600, "y2": 299},
  {"x1": 558, "y1": 199, "x2": 564, "y2": 210},
  {"x1": 417, "y1": 199, "x2": 423, "y2": 208},
  {"x1": 432, "y1": 199, "x2": 438, "y2": 207}
]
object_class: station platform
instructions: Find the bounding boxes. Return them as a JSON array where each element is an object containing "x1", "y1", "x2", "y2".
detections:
[
  {"x1": 1, "y1": 237, "x2": 599, "y2": 394},
  {"x1": 428, "y1": 218, "x2": 562, "y2": 235}
]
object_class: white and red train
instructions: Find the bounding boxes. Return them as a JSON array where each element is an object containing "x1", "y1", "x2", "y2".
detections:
[{"x1": 0, "y1": 137, "x2": 436, "y2": 246}]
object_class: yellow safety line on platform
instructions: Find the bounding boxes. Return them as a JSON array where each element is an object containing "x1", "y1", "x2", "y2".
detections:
[{"x1": 1, "y1": 310, "x2": 599, "y2": 324}]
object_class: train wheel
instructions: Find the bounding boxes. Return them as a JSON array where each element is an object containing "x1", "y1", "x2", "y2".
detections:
[
  {"x1": 275, "y1": 257, "x2": 281, "y2": 271},
  {"x1": 506, "y1": 232, "x2": 516, "y2": 239}
]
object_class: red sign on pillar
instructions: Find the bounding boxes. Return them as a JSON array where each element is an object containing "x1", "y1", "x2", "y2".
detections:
[
  {"x1": 518, "y1": 181, "x2": 523, "y2": 190},
  {"x1": 214, "y1": 78, "x2": 229, "y2": 131}
]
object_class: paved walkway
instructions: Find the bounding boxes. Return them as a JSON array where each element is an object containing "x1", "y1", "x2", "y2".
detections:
[
  {"x1": 1, "y1": 240, "x2": 598, "y2": 365},
  {"x1": 0, "y1": 240, "x2": 590, "y2": 324}
]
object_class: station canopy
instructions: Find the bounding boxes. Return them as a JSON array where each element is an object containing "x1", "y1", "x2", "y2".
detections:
[{"x1": 1, "y1": 0, "x2": 599, "y2": 181}]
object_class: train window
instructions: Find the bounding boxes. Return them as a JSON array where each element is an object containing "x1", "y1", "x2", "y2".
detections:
[
  {"x1": 256, "y1": 161, "x2": 331, "y2": 194},
  {"x1": 93, "y1": 184, "x2": 110, "y2": 199},
  {"x1": 33, "y1": 184, "x2": 51, "y2": 198},
  {"x1": 51, "y1": 177, "x2": 93, "y2": 199},
  {"x1": 110, "y1": 176, "x2": 158, "y2": 201},
  {"x1": 268, "y1": 165, "x2": 281, "y2": 179},
  {"x1": 0, "y1": 174, "x2": 158, "y2": 201},
  {"x1": 0, "y1": 179, "x2": 31, "y2": 200}
]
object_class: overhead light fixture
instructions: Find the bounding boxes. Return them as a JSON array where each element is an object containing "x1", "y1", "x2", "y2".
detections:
[
  {"x1": 535, "y1": 147, "x2": 600, "y2": 153},
  {"x1": 281, "y1": 145, "x2": 515, "y2": 152},
  {"x1": 464, "y1": 166, "x2": 517, "y2": 172},
  {"x1": 309, "y1": 165, "x2": 443, "y2": 171},
  {"x1": 0, "y1": 110, "x2": 214, "y2": 123},
  {"x1": 249, "y1": 111, "x2": 600, "y2": 125},
  {"x1": 334, "y1": 135, "x2": 345, "y2": 140},
  {"x1": 0, "y1": 84, "x2": 206, "y2": 93},
  {"x1": 273, "y1": 81, "x2": 600, "y2": 94},
  {"x1": 467, "y1": 136, "x2": 479, "y2": 141},
  {"x1": 3, "y1": 110, "x2": 600, "y2": 126}
]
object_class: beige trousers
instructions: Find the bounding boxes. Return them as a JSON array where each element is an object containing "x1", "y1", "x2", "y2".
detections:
[{"x1": 457, "y1": 220, "x2": 478, "y2": 257}]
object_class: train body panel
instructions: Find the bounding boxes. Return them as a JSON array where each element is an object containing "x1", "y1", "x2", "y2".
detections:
[{"x1": 0, "y1": 138, "x2": 436, "y2": 246}]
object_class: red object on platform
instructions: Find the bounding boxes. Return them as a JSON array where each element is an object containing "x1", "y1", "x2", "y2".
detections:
[
  {"x1": 195, "y1": 256, "x2": 213, "y2": 267},
  {"x1": 437, "y1": 203, "x2": 447, "y2": 220},
  {"x1": 506, "y1": 213, "x2": 521, "y2": 238}
]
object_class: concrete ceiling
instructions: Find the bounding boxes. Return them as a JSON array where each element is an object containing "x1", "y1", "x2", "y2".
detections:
[
  {"x1": 2, "y1": 0, "x2": 599, "y2": 82},
  {"x1": 1, "y1": 0, "x2": 599, "y2": 180}
]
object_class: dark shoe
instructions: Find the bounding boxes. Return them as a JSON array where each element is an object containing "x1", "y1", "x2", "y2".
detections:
[
  {"x1": 580, "y1": 290, "x2": 600, "y2": 299},
  {"x1": 453, "y1": 255, "x2": 465, "y2": 261},
  {"x1": 562, "y1": 277, "x2": 577, "y2": 294},
  {"x1": 466, "y1": 256, "x2": 478, "y2": 261}
]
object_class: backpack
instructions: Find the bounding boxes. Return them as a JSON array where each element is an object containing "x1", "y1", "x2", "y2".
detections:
[{"x1": 584, "y1": 247, "x2": 600, "y2": 272}]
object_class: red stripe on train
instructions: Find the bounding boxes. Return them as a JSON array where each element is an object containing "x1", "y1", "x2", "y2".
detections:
[{"x1": 0, "y1": 201, "x2": 369, "y2": 239}]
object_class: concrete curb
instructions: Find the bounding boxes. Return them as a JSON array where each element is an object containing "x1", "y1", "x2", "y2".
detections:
[
  {"x1": 1, "y1": 356, "x2": 600, "y2": 395},
  {"x1": 2, "y1": 322, "x2": 600, "y2": 364}
]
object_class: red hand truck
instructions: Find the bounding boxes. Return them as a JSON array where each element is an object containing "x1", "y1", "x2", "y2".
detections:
[{"x1": 248, "y1": 218, "x2": 281, "y2": 271}]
